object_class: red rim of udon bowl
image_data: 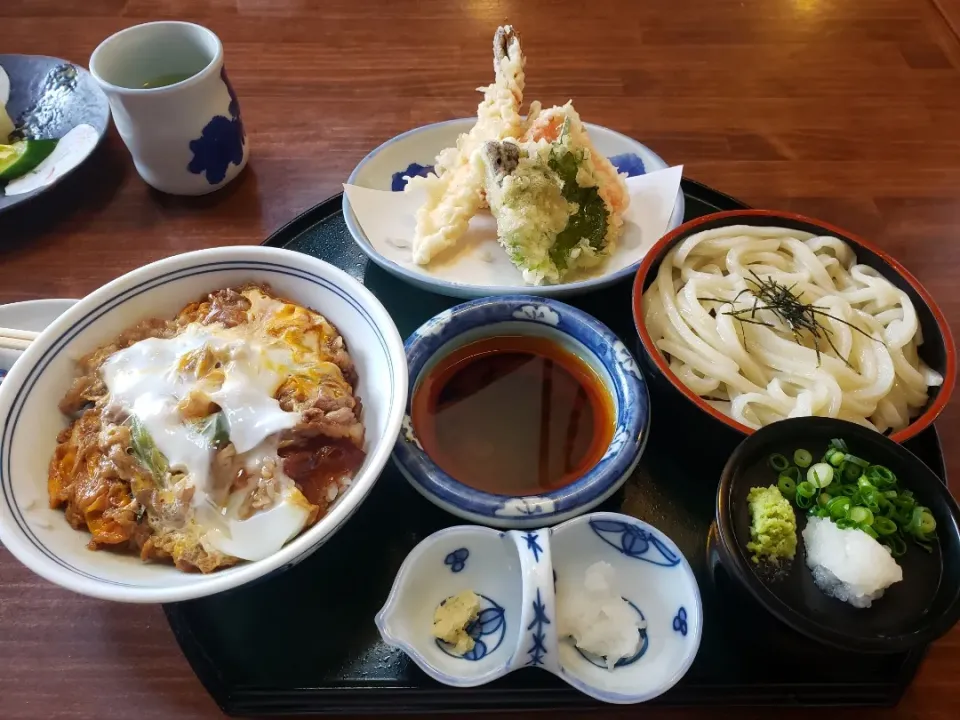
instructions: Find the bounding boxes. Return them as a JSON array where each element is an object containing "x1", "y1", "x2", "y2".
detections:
[{"x1": 631, "y1": 209, "x2": 957, "y2": 444}]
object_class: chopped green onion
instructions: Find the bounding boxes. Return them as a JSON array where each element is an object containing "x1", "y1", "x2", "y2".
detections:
[
  {"x1": 807, "y1": 463, "x2": 834, "y2": 488},
  {"x1": 828, "y1": 438, "x2": 849, "y2": 453},
  {"x1": 198, "y1": 411, "x2": 230, "y2": 449},
  {"x1": 873, "y1": 516, "x2": 898, "y2": 536},
  {"x1": 843, "y1": 454, "x2": 869, "y2": 468},
  {"x1": 781, "y1": 465, "x2": 802, "y2": 483},
  {"x1": 770, "y1": 438, "x2": 936, "y2": 557},
  {"x1": 861, "y1": 487, "x2": 881, "y2": 511},
  {"x1": 795, "y1": 483, "x2": 816, "y2": 509},
  {"x1": 907, "y1": 507, "x2": 924, "y2": 535},
  {"x1": 842, "y1": 462, "x2": 862, "y2": 482},
  {"x1": 777, "y1": 474, "x2": 798, "y2": 498},
  {"x1": 129, "y1": 415, "x2": 169, "y2": 486},
  {"x1": 866, "y1": 465, "x2": 896, "y2": 488},
  {"x1": 849, "y1": 506, "x2": 874, "y2": 525},
  {"x1": 769, "y1": 453, "x2": 790, "y2": 472},
  {"x1": 827, "y1": 496, "x2": 852, "y2": 519},
  {"x1": 883, "y1": 534, "x2": 907, "y2": 557},
  {"x1": 797, "y1": 481, "x2": 817, "y2": 498},
  {"x1": 920, "y1": 511, "x2": 936, "y2": 535}
]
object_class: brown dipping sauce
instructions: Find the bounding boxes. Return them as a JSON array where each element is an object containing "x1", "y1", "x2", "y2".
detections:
[{"x1": 411, "y1": 335, "x2": 615, "y2": 495}]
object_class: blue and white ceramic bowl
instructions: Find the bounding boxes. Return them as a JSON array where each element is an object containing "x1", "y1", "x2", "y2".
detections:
[
  {"x1": 393, "y1": 296, "x2": 650, "y2": 528},
  {"x1": 550, "y1": 512, "x2": 703, "y2": 703},
  {"x1": 376, "y1": 512, "x2": 702, "y2": 704},
  {"x1": 343, "y1": 119, "x2": 685, "y2": 299},
  {"x1": 0, "y1": 246, "x2": 407, "y2": 603},
  {"x1": 375, "y1": 525, "x2": 525, "y2": 687}
]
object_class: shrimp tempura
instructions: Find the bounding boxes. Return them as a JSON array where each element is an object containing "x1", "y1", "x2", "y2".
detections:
[{"x1": 407, "y1": 26, "x2": 527, "y2": 265}]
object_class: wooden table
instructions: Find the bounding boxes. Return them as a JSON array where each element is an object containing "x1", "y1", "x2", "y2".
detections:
[{"x1": 2, "y1": 0, "x2": 960, "y2": 718}]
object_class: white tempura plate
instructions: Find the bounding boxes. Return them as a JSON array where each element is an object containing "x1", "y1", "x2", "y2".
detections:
[
  {"x1": 0, "y1": 299, "x2": 77, "y2": 383},
  {"x1": 343, "y1": 119, "x2": 686, "y2": 299}
]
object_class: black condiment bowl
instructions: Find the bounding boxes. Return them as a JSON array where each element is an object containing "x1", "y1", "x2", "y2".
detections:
[{"x1": 714, "y1": 416, "x2": 960, "y2": 653}]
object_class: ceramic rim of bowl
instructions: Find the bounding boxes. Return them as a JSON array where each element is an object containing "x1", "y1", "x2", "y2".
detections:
[
  {"x1": 393, "y1": 295, "x2": 650, "y2": 524},
  {"x1": 631, "y1": 208, "x2": 957, "y2": 444}
]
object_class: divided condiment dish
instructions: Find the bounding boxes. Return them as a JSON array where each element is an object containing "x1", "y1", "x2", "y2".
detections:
[
  {"x1": 392, "y1": 296, "x2": 650, "y2": 528},
  {"x1": 375, "y1": 512, "x2": 702, "y2": 704}
]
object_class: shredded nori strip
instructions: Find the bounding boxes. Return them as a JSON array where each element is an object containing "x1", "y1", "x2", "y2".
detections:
[{"x1": 700, "y1": 271, "x2": 879, "y2": 367}]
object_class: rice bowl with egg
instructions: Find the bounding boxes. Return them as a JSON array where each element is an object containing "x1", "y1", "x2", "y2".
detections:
[
  {"x1": 49, "y1": 283, "x2": 367, "y2": 573},
  {"x1": 0, "y1": 246, "x2": 407, "y2": 602}
]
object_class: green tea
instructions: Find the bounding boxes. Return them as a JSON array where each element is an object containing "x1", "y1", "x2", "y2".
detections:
[{"x1": 141, "y1": 73, "x2": 194, "y2": 89}]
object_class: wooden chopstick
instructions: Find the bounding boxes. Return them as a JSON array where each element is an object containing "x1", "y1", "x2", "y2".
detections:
[{"x1": 0, "y1": 327, "x2": 39, "y2": 352}]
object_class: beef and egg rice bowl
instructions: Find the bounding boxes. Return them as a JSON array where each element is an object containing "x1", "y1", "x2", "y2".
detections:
[{"x1": 48, "y1": 283, "x2": 366, "y2": 573}]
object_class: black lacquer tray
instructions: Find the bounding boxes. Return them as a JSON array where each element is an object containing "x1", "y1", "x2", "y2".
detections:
[{"x1": 164, "y1": 179, "x2": 947, "y2": 716}]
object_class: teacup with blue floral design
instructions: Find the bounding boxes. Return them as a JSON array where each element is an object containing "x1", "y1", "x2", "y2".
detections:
[{"x1": 90, "y1": 21, "x2": 249, "y2": 195}]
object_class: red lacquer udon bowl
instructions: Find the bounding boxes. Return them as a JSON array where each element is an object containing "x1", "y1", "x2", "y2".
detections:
[{"x1": 631, "y1": 209, "x2": 956, "y2": 444}]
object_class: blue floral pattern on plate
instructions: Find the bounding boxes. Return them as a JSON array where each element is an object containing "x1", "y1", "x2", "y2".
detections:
[
  {"x1": 673, "y1": 606, "x2": 688, "y2": 636},
  {"x1": 435, "y1": 594, "x2": 507, "y2": 661},
  {"x1": 390, "y1": 152, "x2": 646, "y2": 191},
  {"x1": 391, "y1": 162, "x2": 434, "y2": 191},
  {"x1": 589, "y1": 519, "x2": 682, "y2": 567},
  {"x1": 608, "y1": 153, "x2": 646, "y2": 177},
  {"x1": 444, "y1": 548, "x2": 469, "y2": 573},
  {"x1": 187, "y1": 68, "x2": 246, "y2": 185}
]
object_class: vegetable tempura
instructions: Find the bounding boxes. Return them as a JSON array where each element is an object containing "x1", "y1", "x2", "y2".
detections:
[{"x1": 405, "y1": 26, "x2": 629, "y2": 284}]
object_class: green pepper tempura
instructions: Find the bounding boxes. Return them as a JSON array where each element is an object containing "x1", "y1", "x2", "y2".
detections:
[{"x1": 478, "y1": 107, "x2": 626, "y2": 285}]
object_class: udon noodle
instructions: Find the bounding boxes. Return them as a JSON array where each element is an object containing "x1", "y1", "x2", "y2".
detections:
[{"x1": 641, "y1": 225, "x2": 943, "y2": 433}]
